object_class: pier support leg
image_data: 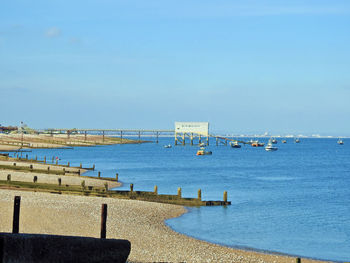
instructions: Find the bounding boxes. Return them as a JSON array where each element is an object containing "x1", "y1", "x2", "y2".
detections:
[
  {"x1": 156, "y1": 132, "x2": 159, "y2": 143},
  {"x1": 190, "y1": 133, "x2": 193, "y2": 146},
  {"x1": 138, "y1": 131, "x2": 141, "y2": 143},
  {"x1": 102, "y1": 131, "x2": 105, "y2": 142},
  {"x1": 198, "y1": 135, "x2": 201, "y2": 145},
  {"x1": 182, "y1": 133, "x2": 185, "y2": 146},
  {"x1": 198, "y1": 189, "x2": 201, "y2": 201},
  {"x1": 120, "y1": 131, "x2": 123, "y2": 143},
  {"x1": 216, "y1": 137, "x2": 218, "y2": 146},
  {"x1": 85, "y1": 131, "x2": 87, "y2": 141},
  {"x1": 224, "y1": 191, "x2": 228, "y2": 203}
]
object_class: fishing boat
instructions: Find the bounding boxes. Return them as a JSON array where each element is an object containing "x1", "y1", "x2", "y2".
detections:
[
  {"x1": 196, "y1": 147, "x2": 212, "y2": 155},
  {"x1": 295, "y1": 138, "x2": 300, "y2": 143},
  {"x1": 164, "y1": 144, "x2": 172, "y2": 148},
  {"x1": 271, "y1": 138, "x2": 277, "y2": 144},
  {"x1": 265, "y1": 140, "x2": 278, "y2": 151},
  {"x1": 282, "y1": 140, "x2": 287, "y2": 143},
  {"x1": 337, "y1": 139, "x2": 344, "y2": 145},
  {"x1": 230, "y1": 141, "x2": 241, "y2": 148}
]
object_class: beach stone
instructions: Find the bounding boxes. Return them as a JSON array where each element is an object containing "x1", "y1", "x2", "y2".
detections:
[{"x1": 0, "y1": 233, "x2": 131, "y2": 263}]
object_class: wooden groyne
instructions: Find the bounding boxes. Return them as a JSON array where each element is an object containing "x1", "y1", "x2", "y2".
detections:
[{"x1": 0, "y1": 180, "x2": 231, "y2": 207}]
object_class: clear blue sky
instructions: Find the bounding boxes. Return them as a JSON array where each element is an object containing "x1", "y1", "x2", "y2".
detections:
[{"x1": 1, "y1": 0, "x2": 350, "y2": 135}]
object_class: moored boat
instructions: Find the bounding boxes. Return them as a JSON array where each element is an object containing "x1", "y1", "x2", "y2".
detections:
[
  {"x1": 230, "y1": 141, "x2": 241, "y2": 148},
  {"x1": 295, "y1": 138, "x2": 300, "y2": 143},
  {"x1": 196, "y1": 147, "x2": 212, "y2": 155},
  {"x1": 282, "y1": 140, "x2": 287, "y2": 143},
  {"x1": 251, "y1": 140, "x2": 265, "y2": 147},
  {"x1": 337, "y1": 139, "x2": 344, "y2": 145},
  {"x1": 265, "y1": 140, "x2": 278, "y2": 151},
  {"x1": 164, "y1": 144, "x2": 172, "y2": 148},
  {"x1": 271, "y1": 138, "x2": 277, "y2": 144}
]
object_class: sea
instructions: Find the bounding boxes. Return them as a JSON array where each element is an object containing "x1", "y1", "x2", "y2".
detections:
[{"x1": 12, "y1": 137, "x2": 350, "y2": 262}]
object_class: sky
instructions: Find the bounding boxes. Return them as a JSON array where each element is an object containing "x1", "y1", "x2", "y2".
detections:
[{"x1": 1, "y1": 0, "x2": 350, "y2": 136}]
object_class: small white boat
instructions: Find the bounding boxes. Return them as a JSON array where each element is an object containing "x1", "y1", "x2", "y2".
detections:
[
  {"x1": 164, "y1": 144, "x2": 172, "y2": 148},
  {"x1": 265, "y1": 140, "x2": 278, "y2": 151},
  {"x1": 295, "y1": 138, "x2": 300, "y2": 143},
  {"x1": 337, "y1": 139, "x2": 344, "y2": 145},
  {"x1": 271, "y1": 138, "x2": 277, "y2": 144},
  {"x1": 199, "y1": 143, "x2": 206, "y2": 147},
  {"x1": 230, "y1": 141, "x2": 241, "y2": 148}
]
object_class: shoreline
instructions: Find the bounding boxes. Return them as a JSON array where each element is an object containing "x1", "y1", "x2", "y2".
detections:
[{"x1": 0, "y1": 189, "x2": 328, "y2": 263}]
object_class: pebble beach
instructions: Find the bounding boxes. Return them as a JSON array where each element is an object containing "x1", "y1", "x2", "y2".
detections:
[{"x1": 0, "y1": 189, "x2": 327, "y2": 263}]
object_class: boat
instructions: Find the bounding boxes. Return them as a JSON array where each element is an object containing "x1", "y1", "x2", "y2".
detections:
[
  {"x1": 164, "y1": 144, "x2": 172, "y2": 148},
  {"x1": 196, "y1": 147, "x2": 212, "y2": 155},
  {"x1": 230, "y1": 141, "x2": 241, "y2": 148},
  {"x1": 282, "y1": 140, "x2": 287, "y2": 143},
  {"x1": 265, "y1": 140, "x2": 278, "y2": 151},
  {"x1": 271, "y1": 138, "x2": 277, "y2": 144},
  {"x1": 337, "y1": 139, "x2": 344, "y2": 145},
  {"x1": 199, "y1": 143, "x2": 206, "y2": 147},
  {"x1": 295, "y1": 138, "x2": 300, "y2": 143},
  {"x1": 251, "y1": 140, "x2": 265, "y2": 147}
]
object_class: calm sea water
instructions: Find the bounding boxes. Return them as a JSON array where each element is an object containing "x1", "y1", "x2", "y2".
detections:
[{"x1": 15, "y1": 138, "x2": 350, "y2": 262}]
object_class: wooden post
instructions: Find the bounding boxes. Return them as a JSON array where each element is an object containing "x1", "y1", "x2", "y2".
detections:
[
  {"x1": 29, "y1": 164, "x2": 33, "y2": 170},
  {"x1": 56, "y1": 160, "x2": 58, "y2": 165},
  {"x1": 177, "y1": 187, "x2": 182, "y2": 198},
  {"x1": 52, "y1": 156, "x2": 54, "y2": 163},
  {"x1": 7, "y1": 174, "x2": 11, "y2": 182},
  {"x1": 224, "y1": 191, "x2": 228, "y2": 202},
  {"x1": 156, "y1": 131, "x2": 159, "y2": 143},
  {"x1": 80, "y1": 163, "x2": 82, "y2": 168},
  {"x1": 154, "y1": 185, "x2": 158, "y2": 195},
  {"x1": 130, "y1": 183, "x2": 134, "y2": 192},
  {"x1": 191, "y1": 133, "x2": 193, "y2": 145},
  {"x1": 199, "y1": 135, "x2": 201, "y2": 144},
  {"x1": 102, "y1": 131, "x2": 105, "y2": 142},
  {"x1": 207, "y1": 137, "x2": 209, "y2": 146},
  {"x1": 100, "y1": 204, "x2": 107, "y2": 239},
  {"x1": 98, "y1": 171, "x2": 101, "y2": 178},
  {"x1": 138, "y1": 131, "x2": 141, "y2": 143},
  {"x1": 35, "y1": 155, "x2": 37, "y2": 161},
  {"x1": 92, "y1": 164, "x2": 95, "y2": 170},
  {"x1": 115, "y1": 173, "x2": 118, "y2": 181},
  {"x1": 120, "y1": 131, "x2": 123, "y2": 143},
  {"x1": 84, "y1": 131, "x2": 87, "y2": 141},
  {"x1": 58, "y1": 178, "x2": 62, "y2": 186},
  {"x1": 63, "y1": 168, "x2": 65, "y2": 173},
  {"x1": 12, "y1": 196, "x2": 21, "y2": 234},
  {"x1": 47, "y1": 166, "x2": 50, "y2": 173},
  {"x1": 182, "y1": 133, "x2": 185, "y2": 145},
  {"x1": 198, "y1": 189, "x2": 201, "y2": 201},
  {"x1": 44, "y1": 156, "x2": 46, "y2": 164},
  {"x1": 26, "y1": 154, "x2": 28, "y2": 160},
  {"x1": 216, "y1": 137, "x2": 219, "y2": 146},
  {"x1": 67, "y1": 162, "x2": 70, "y2": 167}
]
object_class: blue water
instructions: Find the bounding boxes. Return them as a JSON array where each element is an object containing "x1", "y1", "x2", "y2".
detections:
[{"x1": 11, "y1": 138, "x2": 350, "y2": 262}]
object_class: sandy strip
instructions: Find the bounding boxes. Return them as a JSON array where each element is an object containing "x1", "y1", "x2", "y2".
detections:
[{"x1": 0, "y1": 189, "x2": 327, "y2": 263}]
